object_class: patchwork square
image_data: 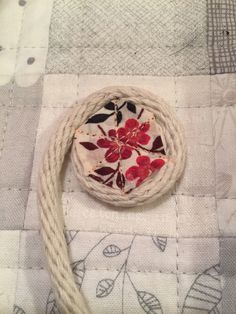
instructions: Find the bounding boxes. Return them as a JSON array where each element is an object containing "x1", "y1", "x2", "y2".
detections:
[
  {"x1": 211, "y1": 73, "x2": 236, "y2": 107},
  {"x1": 48, "y1": 0, "x2": 174, "y2": 49},
  {"x1": 0, "y1": 0, "x2": 23, "y2": 48},
  {"x1": 220, "y1": 238, "x2": 236, "y2": 276},
  {"x1": 19, "y1": 230, "x2": 46, "y2": 269},
  {"x1": 0, "y1": 108, "x2": 40, "y2": 189},
  {"x1": 43, "y1": 74, "x2": 78, "y2": 107},
  {"x1": 82, "y1": 270, "x2": 124, "y2": 314},
  {"x1": 77, "y1": 75, "x2": 176, "y2": 107},
  {"x1": 65, "y1": 232, "x2": 176, "y2": 274},
  {"x1": 81, "y1": 270, "x2": 177, "y2": 314},
  {"x1": 20, "y1": 0, "x2": 53, "y2": 47},
  {"x1": 24, "y1": 191, "x2": 40, "y2": 230},
  {"x1": 214, "y1": 106, "x2": 236, "y2": 198},
  {"x1": 0, "y1": 230, "x2": 20, "y2": 267},
  {"x1": 177, "y1": 195, "x2": 218, "y2": 237},
  {"x1": 0, "y1": 189, "x2": 28, "y2": 229},
  {"x1": 63, "y1": 192, "x2": 177, "y2": 236},
  {"x1": 30, "y1": 107, "x2": 67, "y2": 190},
  {"x1": 176, "y1": 107, "x2": 215, "y2": 196},
  {"x1": 178, "y1": 238, "x2": 220, "y2": 273},
  {"x1": 217, "y1": 199, "x2": 236, "y2": 236},
  {"x1": 0, "y1": 108, "x2": 8, "y2": 149},
  {"x1": 12, "y1": 76, "x2": 43, "y2": 107},
  {"x1": 46, "y1": 0, "x2": 209, "y2": 75},
  {"x1": 222, "y1": 274, "x2": 236, "y2": 314},
  {"x1": 175, "y1": 0, "x2": 206, "y2": 48},
  {"x1": 0, "y1": 79, "x2": 11, "y2": 106},
  {"x1": 15, "y1": 47, "x2": 48, "y2": 82},
  {"x1": 0, "y1": 48, "x2": 17, "y2": 79},
  {"x1": 207, "y1": 0, "x2": 236, "y2": 74},
  {"x1": 46, "y1": 47, "x2": 83, "y2": 74},
  {"x1": 128, "y1": 236, "x2": 176, "y2": 273},
  {"x1": 175, "y1": 47, "x2": 209, "y2": 76},
  {"x1": 14, "y1": 269, "x2": 51, "y2": 314},
  {"x1": 0, "y1": 269, "x2": 18, "y2": 314},
  {"x1": 121, "y1": 273, "x2": 177, "y2": 314},
  {"x1": 176, "y1": 75, "x2": 211, "y2": 108},
  {"x1": 80, "y1": 47, "x2": 176, "y2": 76},
  {"x1": 82, "y1": 0, "x2": 175, "y2": 49}
]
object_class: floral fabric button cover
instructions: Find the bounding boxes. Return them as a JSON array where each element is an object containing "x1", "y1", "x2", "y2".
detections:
[{"x1": 74, "y1": 100, "x2": 167, "y2": 193}]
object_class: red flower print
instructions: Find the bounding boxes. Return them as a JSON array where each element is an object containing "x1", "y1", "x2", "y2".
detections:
[
  {"x1": 125, "y1": 155, "x2": 165, "y2": 186},
  {"x1": 97, "y1": 119, "x2": 151, "y2": 163},
  {"x1": 117, "y1": 118, "x2": 150, "y2": 147},
  {"x1": 97, "y1": 129, "x2": 133, "y2": 163}
]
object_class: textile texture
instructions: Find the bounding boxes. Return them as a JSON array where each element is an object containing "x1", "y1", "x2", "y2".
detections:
[
  {"x1": 0, "y1": 0, "x2": 236, "y2": 313},
  {"x1": 74, "y1": 102, "x2": 167, "y2": 192}
]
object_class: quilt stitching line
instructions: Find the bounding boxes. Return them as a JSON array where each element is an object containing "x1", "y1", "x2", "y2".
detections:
[
  {"x1": 10, "y1": 2, "x2": 28, "y2": 310},
  {"x1": 45, "y1": 45, "x2": 207, "y2": 49},
  {"x1": 173, "y1": 6, "x2": 180, "y2": 310},
  {"x1": 3, "y1": 228, "x2": 236, "y2": 240},
  {"x1": 2, "y1": 103, "x2": 236, "y2": 109},
  {"x1": 0, "y1": 75, "x2": 14, "y2": 162},
  {"x1": 0, "y1": 265, "x2": 221, "y2": 276},
  {"x1": 2, "y1": 186, "x2": 236, "y2": 200},
  {"x1": 0, "y1": 103, "x2": 9, "y2": 160},
  {"x1": 211, "y1": 72, "x2": 224, "y2": 309},
  {"x1": 22, "y1": 83, "x2": 46, "y2": 229},
  {"x1": 2, "y1": 230, "x2": 236, "y2": 239},
  {"x1": 174, "y1": 76, "x2": 180, "y2": 314},
  {"x1": 175, "y1": 195, "x2": 180, "y2": 312}
]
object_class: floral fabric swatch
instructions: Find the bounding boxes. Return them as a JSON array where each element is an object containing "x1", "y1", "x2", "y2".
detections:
[{"x1": 74, "y1": 101, "x2": 167, "y2": 193}]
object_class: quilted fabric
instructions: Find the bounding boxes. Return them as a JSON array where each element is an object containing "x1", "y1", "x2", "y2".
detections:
[{"x1": 0, "y1": 1, "x2": 236, "y2": 314}]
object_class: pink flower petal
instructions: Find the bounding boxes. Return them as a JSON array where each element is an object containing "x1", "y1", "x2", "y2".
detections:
[
  {"x1": 136, "y1": 155, "x2": 150, "y2": 166},
  {"x1": 108, "y1": 129, "x2": 116, "y2": 138},
  {"x1": 136, "y1": 178, "x2": 144, "y2": 187},
  {"x1": 125, "y1": 166, "x2": 139, "y2": 181},
  {"x1": 117, "y1": 127, "x2": 127, "y2": 141},
  {"x1": 139, "y1": 122, "x2": 150, "y2": 132},
  {"x1": 125, "y1": 118, "x2": 139, "y2": 130},
  {"x1": 150, "y1": 159, "x2": 165, "y2": 171},
  {"x1": 97, "y1": 138, "x2": 111, "y2": 148},
  {"x1": 138, "y1": 132, "x2": 150, "y2": 145},
  {"x1": 120, "y1": 146, "x2": 132, "y2": 160},
  {"x1": 137, "y1": 165, "x2": 150, "y2": 180},
  {"x1": 126, "y1": 135, "x2": 138, "y2": 146},
  {"x1": 105, "y1": 148, "x2": 119, "y2": 163}
]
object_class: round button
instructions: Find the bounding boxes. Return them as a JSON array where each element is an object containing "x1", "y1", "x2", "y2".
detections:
[{"x1": 71, "y1": 86, "x2": 186, "y2": 207}]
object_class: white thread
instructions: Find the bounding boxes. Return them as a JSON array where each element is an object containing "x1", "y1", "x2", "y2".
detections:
[{"x1": 38, "y1": 86, "x2": 186, "y2": 313}]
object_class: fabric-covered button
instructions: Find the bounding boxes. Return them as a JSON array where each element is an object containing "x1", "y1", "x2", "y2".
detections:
[
  {"x1": 71, "y1": 86, "x2": 186, "y2": 207},
  {"x1": 73, "y1": 101, "x2": 167, "y2": 193}
]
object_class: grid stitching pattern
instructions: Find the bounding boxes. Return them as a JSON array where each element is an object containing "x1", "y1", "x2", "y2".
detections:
[{"x1": 207, "y1": 0, "x2": 236, "y2": 74}]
